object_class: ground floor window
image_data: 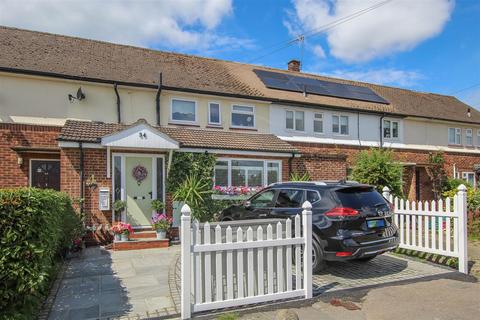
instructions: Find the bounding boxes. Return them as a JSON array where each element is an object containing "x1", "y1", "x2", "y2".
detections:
[
  {"x1": 214, "y1": 158, "x2": 281, "y2": 187},
  {"x1": 462, "y1": 172, "x2": 475, "y2": 187},
  {"x1": 30, "y1": 159, "x2": 60, "y2": 191}
]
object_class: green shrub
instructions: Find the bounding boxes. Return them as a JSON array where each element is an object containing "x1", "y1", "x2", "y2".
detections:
[
  {"x1": 0, "y1": 188, "x2": 83, "y2": 319},
  {"x1": 351, "y1": 148, "x2": 403, "y2": 197}
]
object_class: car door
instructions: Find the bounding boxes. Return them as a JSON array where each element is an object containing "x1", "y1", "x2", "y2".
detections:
[
  {"x1": 269, "y1": 188, "x2": 305, "y2": 219},
  {"x1": 242, "y1": 189, "x2": 277, "y2": 219}
]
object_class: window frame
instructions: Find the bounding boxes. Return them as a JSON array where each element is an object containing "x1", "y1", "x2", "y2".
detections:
[
  {"x1": 477, "y1": 129, "x2": 480, "y2": 146},
  {"x1": 313, "y1": 112, "x2": 324, "y2": 134},
  {"x1": 466, "y1": 128, "x2": 473, "y2": 146},
  {"x1": 170, "y1": 97, "x2": 198, "y2": 124},
  {"x1": 332, "y1": 114, "x2": 349, "y2": 136},
  {"x1": 285, "y1": 109, "x2": 305, "y2": 132},
  {"x1": 213, "y1": 157, "x2": 282, "y2": 187},
  {"x1": 448, "y1": 127, "x2": 461, "y2": 145},
  {"x1": 208, "y1": 101, "x2": 222, "y2": 126},
  {"x1": 383, "y1": 119, "x2": 400, "y2": 139},
  {"x1": 462, "y1": 171, "x2": 475, "y2": 187},
  {"x1": 230, "y1": 104, "x2": 256, "y2": 129}
]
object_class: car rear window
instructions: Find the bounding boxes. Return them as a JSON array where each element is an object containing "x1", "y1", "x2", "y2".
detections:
[{"x1": 334, "y1": 187, "x2": 387, "y2": 209}]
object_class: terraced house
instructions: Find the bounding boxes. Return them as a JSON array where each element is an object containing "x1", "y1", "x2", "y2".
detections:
[{"x1": 1, "y1": 26, "x2": 479, "y2": 239}]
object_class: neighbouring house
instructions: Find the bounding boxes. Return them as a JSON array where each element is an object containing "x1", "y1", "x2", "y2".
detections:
[{"x1": 1, "y1": 26, "x2": 479, "y2": 242}]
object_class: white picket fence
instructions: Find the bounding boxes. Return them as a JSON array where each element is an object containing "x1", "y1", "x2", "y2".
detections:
[
  {"x1": 383, "y1": 184, "x2": 469, "y2": 274},
  {"x1": 180, "y1": 202, "x2": 313, "y2": 319}
]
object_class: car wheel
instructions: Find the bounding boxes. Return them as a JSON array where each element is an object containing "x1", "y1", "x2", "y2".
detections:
[
  {"x1": 312, "y1": 239, "x2": 327, "y2": 273},
  {"x1": 356, "y1": 255, "x2": 377, "y2": 262}
]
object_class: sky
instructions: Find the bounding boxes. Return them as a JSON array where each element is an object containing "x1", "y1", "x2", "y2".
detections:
[{"x1": 0, "y1": 0, "x2": 479, "y2": 108}]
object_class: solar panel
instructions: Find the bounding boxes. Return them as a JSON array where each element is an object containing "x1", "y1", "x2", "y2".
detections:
[{"x1": 253, "y1": 69, "x2": 389, "y2": 104}]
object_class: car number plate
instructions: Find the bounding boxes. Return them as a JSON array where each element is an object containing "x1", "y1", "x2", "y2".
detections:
[{"x1": 367, "y1": 219, "x2": 385, "y2": 228}]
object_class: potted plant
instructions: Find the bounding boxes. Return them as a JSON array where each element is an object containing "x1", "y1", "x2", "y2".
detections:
[
  {"x1": 113, "y1": 200, "x2": 127, "y2": 221},
  {"x1": 112, "y1": 222, "x2": 134, "y2": 241},
  {"x1": 111, "y1": 223, "x2": 123, "y2": 241},
  {"x1": 151, "y1": 213, "x2": 172, "y2": 239}
]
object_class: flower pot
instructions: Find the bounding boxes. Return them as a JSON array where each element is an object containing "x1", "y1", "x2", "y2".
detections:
[
  {"x1": 156, "y1": 230, "x2": 167, "y2": 240},
  {"x1": 114, "y1": 233, "x2": 121, "y2": 242},
  {"x1": 120, "y1": 233, "x2": 129, "y2": 241}
]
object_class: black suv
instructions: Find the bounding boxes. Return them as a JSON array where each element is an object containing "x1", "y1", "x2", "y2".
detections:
[{"x1": 219, "y1": 181, "x2": 399, "y2": 272}]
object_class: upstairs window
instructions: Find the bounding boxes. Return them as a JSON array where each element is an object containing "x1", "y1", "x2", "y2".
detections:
[
  {"x1": 448, "y1": 128, "x2": 461, "y2": 145},
  {"x1": 285, "y1": 110, "x2": 304, "y2": 131},
  {"x1": 208, "y1": 102, "x2": 221, "y2": 125},
  {"x1": 466, "y1": 129, "x2": 473, "y2": 146},
  {"x1": 332, "y1": 115, "x2": 349, "y2": 135},
  {"x1": 171, "y1": 99, "x2": 196, "y2": 123},
  {"x1": 313, "y1": 113, "x2": 324, "y2": 134},
  {"x1": 231, "y1": 105, "x2": 255, "y2": 128},
  {"x1": 477, "y1": 130, "x2": 480, "y2": 146},
  {"x1": 383, "y1": 119, "x2": 399, "y2": 139}
]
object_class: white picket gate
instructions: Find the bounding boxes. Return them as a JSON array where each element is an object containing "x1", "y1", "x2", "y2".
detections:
[
  {"x1": 383, "y1": 184, "x2": 468, "y2": 274},
  {"x1": 180, "y1": 202, "x2": 313, "y2": 319}
]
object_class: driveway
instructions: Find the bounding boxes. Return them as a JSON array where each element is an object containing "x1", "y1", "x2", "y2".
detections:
[
  {"x1": 47, "y1": 245, "x2": 467, "y2": 320},
  {"x1": 48, "y1": 246, "x2": 180, "y2": 319}
]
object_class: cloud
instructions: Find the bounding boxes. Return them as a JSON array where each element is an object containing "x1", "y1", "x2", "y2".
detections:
[
  {"x1": 288, "y1": 0, "x2": 454, "y2": 63},
  {"x1": 323, "y1": 68, "x2": 424, "y2": 87},
  {"x1": 312, "y1": 45, "x2": 326, "y2": 58},
  {"x1": 0, "y1": 0, "x2": 252, "y2": 53}
]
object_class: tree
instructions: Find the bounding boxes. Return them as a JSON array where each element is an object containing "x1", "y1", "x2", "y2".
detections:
[{"x1": 352, "y1": 148, "x2": 403, "y2": 196}]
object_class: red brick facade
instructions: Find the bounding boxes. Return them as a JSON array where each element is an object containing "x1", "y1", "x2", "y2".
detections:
[
  {"x1": 0, "y1": 123, "x2": 61, "y2": 187},
  {"x1": 2, "y1": 124, "x2": 480, "y2": 244}
]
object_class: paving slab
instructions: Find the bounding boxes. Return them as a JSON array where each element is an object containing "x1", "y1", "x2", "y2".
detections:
[{"x1": 48, "y1": 246, "x2": 180, "y2": 320}]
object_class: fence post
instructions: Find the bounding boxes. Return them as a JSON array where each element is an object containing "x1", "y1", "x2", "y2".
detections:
[
  {"x1": 180, "y1": 204, "x2": 192, "y2": 319},
  {"x1": 302, "y1": 201, "x2": 313, "y2": 299},
  {"x1": 456, "y1": 184, "x2": 468, "y2": 274},
  {"x1": 382, "y1": 186, "x2": 391, "y2": 201}
]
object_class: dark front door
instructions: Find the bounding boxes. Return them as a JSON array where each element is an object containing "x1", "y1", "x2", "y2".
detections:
[{"x1": 31, "y1": 160, "x2": 60, "y2": 191}]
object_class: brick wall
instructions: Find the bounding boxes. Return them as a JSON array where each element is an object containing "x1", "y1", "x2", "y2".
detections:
[
  {"x1": 290, "y1": 142, "x2": 480, "y2": 201},
  {"x1": 0, "y1": 123, "x2": 60, "y2": 188}
]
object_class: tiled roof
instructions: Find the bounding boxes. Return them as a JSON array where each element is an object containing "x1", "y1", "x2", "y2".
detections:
[
  {"x1": 59, "y1": 120, "x2": 298, "y2": 154},
  {"x1": 1, "y1": 26, "x2": 478, "y2": 124}
]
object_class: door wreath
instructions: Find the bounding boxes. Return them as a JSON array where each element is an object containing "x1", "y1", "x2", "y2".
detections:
[{"x1": 132, "y1": 165, "x2": 148, "y2": 185}]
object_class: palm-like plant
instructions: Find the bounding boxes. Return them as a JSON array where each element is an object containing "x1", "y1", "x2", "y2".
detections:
[
  {"x1": 290, "y1": 171, "x2": 311, "y2": 182},
  {"x1": 173, "y1": 174, "x2": 212, "y2": 211}
]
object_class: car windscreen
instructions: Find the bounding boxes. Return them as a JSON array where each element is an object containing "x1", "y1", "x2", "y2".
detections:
[{"x1": 334, "y1": 187, "x2": 387, "y2": 210}]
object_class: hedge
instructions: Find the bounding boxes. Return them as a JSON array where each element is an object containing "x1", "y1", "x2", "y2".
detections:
[{"x1": 0, "y1": 188, "x2": 83, "y2": 319}]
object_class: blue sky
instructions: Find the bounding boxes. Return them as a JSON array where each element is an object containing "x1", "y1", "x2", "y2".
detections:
[{"x1": 1, "y1": 0, "x2": 479, "y2": 108}]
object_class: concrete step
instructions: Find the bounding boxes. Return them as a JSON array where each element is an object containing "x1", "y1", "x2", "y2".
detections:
[{"x1": 113, "y1": 238, "x2": 169, "y2": 251}]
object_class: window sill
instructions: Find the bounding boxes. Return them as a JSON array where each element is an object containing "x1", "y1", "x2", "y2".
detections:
[
  {"x1": 229, "y1": 127, "x2": 258, "y2": 131},
  {"x1": 207, "y1": 124, "x2": 223, "y2": 129},
  {"x1": 168, "y1": 122, "x2": 201, "y2": 127}
]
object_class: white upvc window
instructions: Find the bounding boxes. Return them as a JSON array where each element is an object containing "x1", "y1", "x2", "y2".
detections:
[
  {"x1": 214, "y1": 158, "x2": 281, "y2": 187},
  {"x1": 477, "y1": 129, "x2": 480, "y2": 146},
  {"x1": 313, "y1": 113, "x2": 324, "y2": 134},
  {"x1": 171, "y1": 98, "x2": 197, "y2": 123},
  {"x1": 285, "y1": 110, "x2": 305, "y2": 131},
  {"x1": 462, "y1": 172, "x2": 475, "y2": 187},
  {"x1": 448, "y1": 127, "x2": 461, "y2": 145},
  {"x1": 208, "y1": 102, "x2": 221, "y2": 125},
  {"x1": 332, "y1": 115, "x2": 349, "y2": 135},
  {"x1": 231, "y1": 105, "x2": 255, "y2": 128},
  {"x1": 466, "y1": 129, "x2": 473, "y2": 146},
  {"x1": 383, "y1": 119, "x2": 399, "y2": 139}
]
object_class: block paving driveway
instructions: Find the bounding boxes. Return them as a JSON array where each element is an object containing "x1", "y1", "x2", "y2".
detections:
[{"x1": 48, "y1": 245, "x2": 457, "y2": 319}]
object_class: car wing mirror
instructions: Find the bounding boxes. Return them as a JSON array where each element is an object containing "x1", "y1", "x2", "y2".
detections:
[{"x1": 245, "y1": 200, "x2": 252, "y2": 208}]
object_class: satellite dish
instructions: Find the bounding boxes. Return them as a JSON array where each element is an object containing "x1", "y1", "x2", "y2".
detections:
[{"x1": 76, "y1": 87, "x2": 85, "y2": 100}]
